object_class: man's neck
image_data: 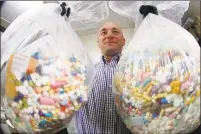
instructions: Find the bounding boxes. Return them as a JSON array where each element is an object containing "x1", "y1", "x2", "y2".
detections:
[{"x1": 104, "y1": 55, "x2": 112, "y2": 63}]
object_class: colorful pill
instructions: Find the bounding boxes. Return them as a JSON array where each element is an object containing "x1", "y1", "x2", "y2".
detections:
[
  {"x1": 70, "y1": 57, "x2": 77, "y2": 62},
  {"x1": 60, "y1": 100, "x2": 68, "y2": 106},
  {"x1": 39, "y1": 97, "x2": 55, "y2": 105},
  {"x1": 170, "y1": 80, "x2": 181, "y2": 88},
  {"x1": 152, "y1": 113, "x2": 157, "y2": 118},
  {"x1": 196, "y1": 90, "x2": 200, "y2": 97},
  {"x1": 171, "y1": 87, "x2": 181, "y2": 94},
  {"x1": 35, "y1": 88, "x2": 42, "y2": 94},
  {"x1": 141, "y1": 102, "x2": 152, "y2": 108},
  {"x1": 159, "y1": 109, "x2": 165, "y2": 117},
  {"x1": 189, "y1": 96, "x2": 195, "y2": 103},
  {"x1": 181, "y1": 81, "x2": 190, "y2": 90},
  {"x1": 165, "y1": 107, "x2": 176, "y2": 113},
  {"x1": 161, "y1": 98, "x2": 168, "y2": 104},
  {"x1": 26, "y1": 67, "x2": 34, "y2": 74},
  {"x1": 134, "y1": 92, "x2": 142, "y2": 97},
  {"x1": 45, "y1": 113, "x2": 53, "y2": 118},
  {"x1": 51, "y1": 81, "x2": 66, "y2": 89},
  {"x1": 161, "y1": 103, "x2": 173, "y2": 109},
  {"x1": 157, "y1": 93, "x2": 168, "y2": 98},
  {"x1": 20, "y1": 75, "x2": 26, "y2": 83}
]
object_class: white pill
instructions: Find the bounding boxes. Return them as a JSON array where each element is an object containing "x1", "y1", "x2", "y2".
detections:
[
  {"x1": 166, "y1": 86, "x2": 171, "y2": 92},
  {"x1": 47, "y1": 106, "x2": 52, "y2": 110},
  {"x1": 34, "y1": 109, "x2": 39, "y2": 114},
  {"x1": 19, "y1": 100, "x2": 22, "y2": 104},
  {"x1": 27, "y1": 107, "x2": 33, "y2": 113},
  {"x1": 34, "y1": 114, "x2": 40, "y2": 120},
  {"x1": 43, "y1": 86, "x2": 50, "y2": 92},
  {"x1": 176, "y1": 114, "x2": 181, "y2": 119},
  {"x1": 42, "y1": 110, "x2": 47, "y2": 113},
  {"x1": 51, "y1": 110, "x2": 55, "y2": 114},
  {"x1": 50, "y1": 94, "x2": 55, "y2": 99},
  {"x1": 12, "y1": 102, "x2": 17, "y2": 107},
  {"x1": 42, "y1": 91, "x2": 49, "y2": 97},
  {"x1": 51, "y1": 106, "x2": 55, "y2": 110},
  {"x1": 189, "y1": 86, "x2": 194, "y2": 92},
  {"x1": 37, "y1": 94, "x2": 42, "y2": 98},
  {"x1": 36, "y1": 80, "x2": 41, "y2": 87},
  {"x1": 27, "y1": 98, "x2": 32, "y2": 105},
  {"x1": 23, "y1": 80, "x2": 29, "y2": 87},
  {"x1": 173, "y1": 98, "x2": 181, "y2": 108},
  {"x1": 180, "y1": 76, "x2": 184, "y2": 82}
]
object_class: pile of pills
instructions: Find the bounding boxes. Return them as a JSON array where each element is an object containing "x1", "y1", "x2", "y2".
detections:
[
  {"x1": 4, "y1": 51, "x2": 88, "y2": 133},
  {"x1": 114, "y1": 49, "x2": 200, "y2": 134}
]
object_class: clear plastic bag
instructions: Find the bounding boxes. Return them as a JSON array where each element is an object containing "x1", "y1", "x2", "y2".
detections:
[
  {"x1": 113, "y1": 13, "x2": 200, "y2": 134},
  {"x1": 108, "y1": 1, "x2": 190, "y2": 31},
  {"x1": 1, "y1": 3, "x2": 94, "y2": 133},
  {"x1": 65, "y1": 1, "x2": 109, "y2": 31}
]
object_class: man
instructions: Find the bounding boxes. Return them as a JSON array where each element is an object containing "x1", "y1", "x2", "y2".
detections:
[{"x1": 75, "y1": 22, "x2": 132, "y2": 134}]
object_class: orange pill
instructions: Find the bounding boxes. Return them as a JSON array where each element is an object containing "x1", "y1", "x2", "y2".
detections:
[
  {"x1": 26, "y1": 67, "x2": 33, "y2": 74},
  {"x1": 35, "y1": 88, "x2": 42, "y2": 94},
  {"x1": 60, "y1": 106, "x2": 66, "y2": 112}
]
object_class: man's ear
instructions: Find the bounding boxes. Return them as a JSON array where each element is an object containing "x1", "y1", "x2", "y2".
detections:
[{"x1": 122, "y1": 37, "x2": 126, "y2": 46}]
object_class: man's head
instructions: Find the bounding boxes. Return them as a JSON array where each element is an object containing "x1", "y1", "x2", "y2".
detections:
[{"x1": 97, "y1": 22, "x2": 125, "y2": 57}]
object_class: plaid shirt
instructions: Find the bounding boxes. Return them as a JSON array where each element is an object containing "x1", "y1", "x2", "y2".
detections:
[{"x1": 75, "y1": 54, "x2": 132, "y2": 134}]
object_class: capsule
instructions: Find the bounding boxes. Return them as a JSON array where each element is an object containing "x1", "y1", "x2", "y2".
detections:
[
  {"x1": 189, "y1": 96, "x2": 195, "y2": 104},
  {"x1": 142, "y1": 95, "x2": 152, "y2": 102},
  {"x1": 51, "y1": 81, "x2": 66, "y2": 89},
  {"x1": 133, "y1": 92, "x2": 142, "y2": 98},
  {"x1": 159, "y1": 109, "x2": 165, "y2": 117},
  {"x1": 157, "y1": 93, "x2": 168, "y2": 99},
  {"x1": 141, "y1": 102, "x2": 152, "y2": 108},
  {"x1": 165, "y1": 107, "x2": 176, "y2": 113},
  {"x1": 161, "y1": 103, "x2": 173, "y2": 109}
]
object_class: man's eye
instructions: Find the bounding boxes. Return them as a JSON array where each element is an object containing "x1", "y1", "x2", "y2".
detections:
[
  {"x1": 113, "y1": 30, "x2": 119, "y2": 34},
  {"x1": 101, "y1": 31, "x2": 107, "y2": 36}
]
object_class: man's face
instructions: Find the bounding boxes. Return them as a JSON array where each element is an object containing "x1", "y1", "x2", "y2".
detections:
[{"x1": 98, "y1": 22, "x2": 125, "y2": 56}]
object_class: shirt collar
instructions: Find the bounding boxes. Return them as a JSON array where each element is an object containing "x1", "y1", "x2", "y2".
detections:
[{"x1": 100, "y1": 54, "x2": 122, "y2": 64}]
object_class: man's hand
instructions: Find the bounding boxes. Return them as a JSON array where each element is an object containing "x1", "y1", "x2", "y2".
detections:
[{"x1": 139, "y1": 5, "x2": 158, "y2": 18}]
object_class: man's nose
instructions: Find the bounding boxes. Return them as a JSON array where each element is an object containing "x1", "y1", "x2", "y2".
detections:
[{"x1": 106, "y1": 31, "x2": 114, "y2": 39}]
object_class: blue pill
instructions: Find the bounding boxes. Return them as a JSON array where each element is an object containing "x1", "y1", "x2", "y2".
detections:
[
  {"x1": 14, "y1": 96, "x2": 20, "y2": 102},
  {"x1": 36, "y1": 65, "x2": 42, "y2": 74},
  {"x1": 77, "y1": 97, "x2": 83, "y2": 103},
  {"x1": 71, "y1": 70, "x2": 77, "y2": 76},
  {"x1": 161, "y1": 98, "x2": 168, "y2": 104},
  {"x1": 135, "y1": 82, "x2": 141, "y2": 87},
  {"x1": 20, "y1": 76, "x2": 26, "y2": 83},
  {"x1": 14, "y1": 94, "x2": 24, "y2": 102},
  {"x1": 60, "y1": 100, "x2": 68, "y2": 106},
  {"x1": 152, "y1": 113, "x2": 157, "y2": 118},
  {"x1": 59, "y1": 90, "x2": 64, "y2": 94},
  {"x1": 70, "y1": 57, "x2": 77, "y2": 62},
  {"x1": 27, "y1": 75, "x2": 32, "y2": 81},
  {"x1": 45, "y1": 113, "x2": 53, "y2": 118},
  {"x1": 120, "y1": 95, "x2": 124, "y2": 100},
  {"x1": 39, "y1": 120, "x2": 47, "y2": 128}
]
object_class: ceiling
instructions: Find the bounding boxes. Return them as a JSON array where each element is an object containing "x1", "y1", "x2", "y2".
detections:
[
  {"x1": 0, "y1": 1, "x2": 135, "y2": 36},
  {"x1": 1, "y1": 1, "x2": 200, "y2": 36}
]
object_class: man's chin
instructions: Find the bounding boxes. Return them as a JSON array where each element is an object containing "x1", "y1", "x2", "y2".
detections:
[{"x1": 105, "y1": 49, "x2": 118, "y2": 56}]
